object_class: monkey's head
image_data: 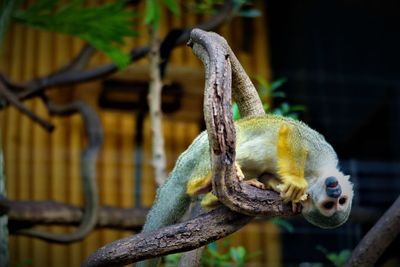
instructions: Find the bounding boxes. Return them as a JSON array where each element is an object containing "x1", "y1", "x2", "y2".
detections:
[{"x1": 301, "y1": 168, "x2": 353, "y2": 229}]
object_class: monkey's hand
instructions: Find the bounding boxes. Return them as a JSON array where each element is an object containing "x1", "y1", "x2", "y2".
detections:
[{"x1": 276, "y1": 124, "x2": 309, "y2": 206}]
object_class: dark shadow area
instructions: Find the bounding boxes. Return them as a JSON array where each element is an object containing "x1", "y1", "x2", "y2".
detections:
[{"x1": 266, "y1": 0, "x2": 400, "y2": 265}]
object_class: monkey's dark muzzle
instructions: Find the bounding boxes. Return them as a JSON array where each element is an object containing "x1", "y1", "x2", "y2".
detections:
[{"x1": 325, "y1": 176, "x2": 342, "y2": 198}]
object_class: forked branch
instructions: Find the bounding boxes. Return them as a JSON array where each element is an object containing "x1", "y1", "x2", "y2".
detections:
[{"x1": 82, "y1": 29, "x2": 294, "y2": 267}]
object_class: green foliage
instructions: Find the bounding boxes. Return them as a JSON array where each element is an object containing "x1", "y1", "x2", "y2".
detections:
[
  {"x1": 163, "y1": 241, "x2": 259, "y2": 267},
  {"x1": 270, "y1": 217, "x2": 294, "y2": 233},
  {"x1": 316, "y1": 246, "x2": 351, "y2": 267},
  {"x1": 232, "y1": 76, "x2": 306, "y2": 120},
  {"x1": 164, "y1": 252, "x2": 181, "y2": 267},
  {"x1": 12, "y1": 259, "x2": 32, "y2": 267},
  {"x1": 0, "y1": 0, "x2": 22, "y2": 47},
  {"x1": 12, "y1": 0, "x2": 137, "y2": 69},
  {"x1": 202, "y1": 241, "x2": 259, "y2": 267},
  {"x1": 188, "y1": 0, "x2": 260, "y2": 17},
  {"x1": 144, "y1": 0, "x2": 180, "y2": 28}
]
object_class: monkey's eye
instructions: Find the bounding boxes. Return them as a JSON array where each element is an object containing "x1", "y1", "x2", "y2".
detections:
[
  {"x1": 339, "y1": 197, "x2": 347, "y2": 205},
  {"x1": 322, "y1": 201, "x2": 335, "y2": 210}
]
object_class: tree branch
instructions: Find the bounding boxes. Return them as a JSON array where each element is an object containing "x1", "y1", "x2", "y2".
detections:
[
  {"x1": 2, "y1": 200, "x2": 147, "y2": 231},
  {"x1": 189, "y1": 29, "x2": 290, "y2": 216},
  {"x1": 344, "y1": 196, "x2": 400, "y2": 267},
  {"x1": 15, "y1": 99, "x2": 103, "y2": 243},
  {"x1": 0, "y1": 80, "x2": 54, "y2": 131},
  {"x1": 82, "y1": 195, "x2": 293, "y2": 267},
  {"x1": 0, "y1": 198, "x2": 381, "y2": 231}
]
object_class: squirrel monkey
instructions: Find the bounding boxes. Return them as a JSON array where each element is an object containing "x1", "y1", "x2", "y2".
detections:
[{"x1": 137, "y1": 115, "x2": 353, "y2": 267}]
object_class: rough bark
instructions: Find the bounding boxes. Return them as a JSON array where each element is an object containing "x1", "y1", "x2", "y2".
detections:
[
  {"x1": 0, "y1": 198, "x2": 380, "y2": 231},
  {"x1": 344, "y1": 196, "x2": 400, "y2": 267},
  {"x1": 189, "y1": 29, "x2": 291, "y2": 216},
  {"x1": 82, "y1": 199, "x2": 293, "y2": 267},
  {"x1": 178, "y1": 203, "x2": 206, "y2": 267}
]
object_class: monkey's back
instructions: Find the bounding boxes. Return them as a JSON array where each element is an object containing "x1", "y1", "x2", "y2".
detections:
[{"x1": 235, "y1": 115, "x2": 338, "y2": 179}]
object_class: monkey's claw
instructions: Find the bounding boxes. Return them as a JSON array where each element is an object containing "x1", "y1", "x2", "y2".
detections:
[
  {"x1": 276, "y1": 182, "x2": 308, "y2": 203},
  {"x1": 245, "y1": 178, "x2": 266, "y2": 189},
  {"x1": 235, "y1": 162, "x2": 245, "y2": 181}
]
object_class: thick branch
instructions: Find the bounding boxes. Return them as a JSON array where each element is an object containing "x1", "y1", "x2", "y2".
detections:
[
  {"x1": 208, "y1": 32, "x2": 264, "y2": 117},
  {"x1": 189, "y1": 29, "x2": 285, "y2": 216},
  {"x1": 3, "y1": 200, "x2": 146, "y2": 231},
  {"x1": 0, "y1": 198, "x2": 379, "y2": 230},
  {"x1": 82, "y1": 195, "x2": 292, "y2": 267},
  {"x1": 344, "y1": 196, "x2": 400, "y2": 267}
]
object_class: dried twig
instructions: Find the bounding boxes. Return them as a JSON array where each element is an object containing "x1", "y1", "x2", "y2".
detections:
[
  {"x1": 0, "y1": 80, "x2": 54, "y2": 131},
  {"x1": 16, "y1": 99, "x2": 103, "y2": 243}
]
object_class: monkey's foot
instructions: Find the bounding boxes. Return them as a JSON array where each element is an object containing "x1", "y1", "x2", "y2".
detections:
[
  {"x1": 235, "y1": 162, "x2": 245, "y2": 181},
  {"x1": 201, "y1": 192, "x2": 220, "y2": 210},
  {"x1": 276, "y1": 181, "x2": 308, "y2": 203},
  {"x1": 245, "y1": 178, "x2": 266, "y2": 190}
]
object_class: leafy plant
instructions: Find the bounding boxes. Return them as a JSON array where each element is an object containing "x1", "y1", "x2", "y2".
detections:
[
  {"x1": 188, "y1": 0, "x2": 261, "y2": 17},
  {"x1": 232, "y1": 76, "x2": 305, "y2": 120},
  {"x1": 202, "y1": 241, "x2": 259, "y2": 267},
  {"x1": 164, "y1": 252, "x2": 182, "y2": 267},
  {"x1": 144, "y1": 0, "x2": 180, "y2": 28},
  {"x1": 316, "y1": 245, "x2": 351, "y2": 267},
  {"x1": 0, "y1": 0, "x2": 22, "y2": 46},
  {"x1": 163, "y1": 240, "x2": 259, "y2": 267},
  {"x1": 12, "y1": 0, "x2": 137, "y2": 68},
  {"x1": 270, "y1": 217, "x2": 294, "y2": 233}
]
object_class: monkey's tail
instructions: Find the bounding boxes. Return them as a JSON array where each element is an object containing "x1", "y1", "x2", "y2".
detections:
[
  {"x1": 136, "y1": 132, "x2": 208, "y2": 267},
  {"x1": 135, "y1": 171, "x2": 191, "y2": 267}
]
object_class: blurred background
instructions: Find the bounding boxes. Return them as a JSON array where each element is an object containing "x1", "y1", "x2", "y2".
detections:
[{"x1": 0, "y1": 0, "x2": 399, "y2": 266}]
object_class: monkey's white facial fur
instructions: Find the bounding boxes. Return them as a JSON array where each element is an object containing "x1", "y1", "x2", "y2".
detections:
[{"x1": 301, "y1": 168, "x2": 353, "y2": 229}]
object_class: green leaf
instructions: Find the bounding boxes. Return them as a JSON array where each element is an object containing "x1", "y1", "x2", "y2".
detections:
[
  {"x1": 270, "y1": 78, "x2": 287, "y2": 91},
  {"x1": 206, "y1": 242, "x2": 219, "y2": 256},
  {"x1": 239, "y1": 8, "x2": 262, "y2": 17},
  {"x1": 164, "y1": 0, "x2": 180, "y2": 15},
  {"x1": 13, "y1": 0, "x2": 136, "y2": 69},
  {"x1": 270, "y1": 218, "x2": 295, "y2": 232},
  {"x1": 272, "y1": 91, "x2": 286, "y2": 98},
  {"x1": 262, "y1": 103, "x2": 270, "y2": 113},
  {"x1": 232, "y1": 103, "x2": 241, "y2": 120},
  {"x1": 145, "y1": 0, "x2": 161, "y2": 27},
  {"x1": 0, "y1": 0, "x2": 22, "y2": 47},
  {"x1": 290, "y1": 104, "x2": 306, "y2": 111},
  {"x1": 144, "y1": 0, "x2": 156, "y2": 24}
]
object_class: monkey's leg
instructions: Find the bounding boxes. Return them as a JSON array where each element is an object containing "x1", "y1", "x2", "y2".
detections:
[
  {"x1": 236, "y1": 162, "x2": 265, "y2": 189},
  {"x1": 276, "y1": 124, "x2": 308, "y2": 204}
]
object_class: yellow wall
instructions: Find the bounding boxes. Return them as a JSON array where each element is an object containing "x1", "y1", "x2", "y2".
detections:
[{"x1": 0, "y1": 2, "x2": 281, "y2": 266}]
